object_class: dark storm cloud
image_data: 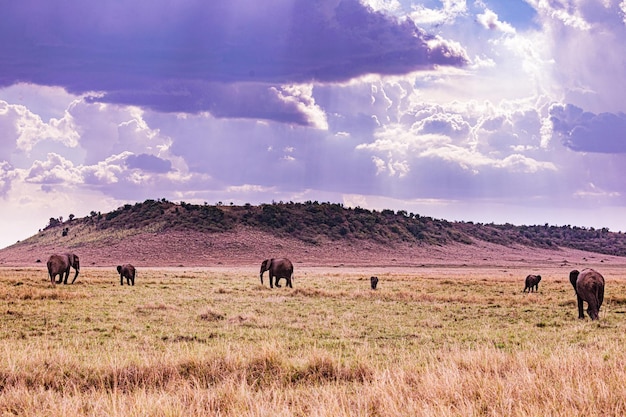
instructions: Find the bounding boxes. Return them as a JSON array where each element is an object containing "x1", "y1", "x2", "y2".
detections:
[
  {"x1": 550, "y1": 104, "x2": 626, "y2": 153},
  {"x1": 125, "y1": 154, "x2": 172, "y2": 173},
  {"x1": 0, "y1": 0, "x2": 467, "y2": 124}
]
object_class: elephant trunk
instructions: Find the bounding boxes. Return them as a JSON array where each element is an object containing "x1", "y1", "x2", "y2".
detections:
[
  {"x1": 71, "y1": 264, "x2": 80, "y2": 284},
  {"x1": 260, "y1": 271, "x2": 264, "y2": 284}
]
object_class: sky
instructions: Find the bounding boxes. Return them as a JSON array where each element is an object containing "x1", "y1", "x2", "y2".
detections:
[{"x1": 1, "y1": 0, "x2": 626, "y2": 249}]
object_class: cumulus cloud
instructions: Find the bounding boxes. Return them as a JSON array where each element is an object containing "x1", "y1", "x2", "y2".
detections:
[
  {"x1": 353, "y1": 97, "x2": 560, "y2": 201},
  {"x1": 0, "y1": 99, "x2": 79, "y2": 155},
  {"x1": 476, "y1": 9, "x2": 516, "y2": 34},
  {"x1": 550, "y1": 103, "x2": 626, "y2": 153},
  {"x1": 0, "y1": 0, "x2": 468, "y2": 126},
  {"x1": 25, "y1": 153, "x2": 82, "y2": 186}
]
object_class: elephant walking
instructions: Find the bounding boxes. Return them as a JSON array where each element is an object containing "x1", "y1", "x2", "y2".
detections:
[
  {"x1": 117, "y1": 264, "x2": 136, "y2": 286},
  {"x1": 260, "y1": 258, "x2": 293, "y2": 288},
  {"x1": 370, "y1": 276, "x2": 379, "y2": 290},
  {"x1": 47, "y1": 253, "x2": 80, "y2": 285},
  {"x1": 523, "y1": 274, "x2": 541, "y2": 293},
  {"x1": 569, "y1": 269, "x2": 605, "y2": 320}
]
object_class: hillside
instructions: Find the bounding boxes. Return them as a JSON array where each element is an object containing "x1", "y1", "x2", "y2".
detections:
[{"x1": 0, "y1": 199, "x2": 625, "y2": 267}]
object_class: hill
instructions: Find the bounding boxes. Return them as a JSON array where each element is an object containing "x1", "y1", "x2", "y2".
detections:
[{"x1": 0, "y1": 199, "x2": 625, "y2": 267}]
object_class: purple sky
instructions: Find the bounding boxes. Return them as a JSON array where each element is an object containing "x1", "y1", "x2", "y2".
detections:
[{"x1": 1, "y1": 0, "x2": 626, "y2": 248}]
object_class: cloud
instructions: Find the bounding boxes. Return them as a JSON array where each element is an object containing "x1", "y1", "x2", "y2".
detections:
[
  {"x1": 550, "y1": 103, "x2": 626, "y2": 153},
  {"x1": 0, "y1": 0, "x2": 468, "y2": 126},
  {"x1": 352, "y1": 97, "x2": 561, "y2": 200},
  {"x1": 476, "y1": 9, "x2": 516, "y2": 34},
  {"x1": 531, "y1": 0, "x2": 626, "y2": 113},
  {"x1": 0, "y1": 99, "x2": 79, "y2": 155},
  {"x1": 25, "y1": 153, "x2": 82, "y2": 186},
  {"x1": 125, "y1": 153, "x2": 172, "y2": 173},
  {"x1": 0, "y1": 161, "x2": 17, "y2": 197},
  {"x1": 409, "y1": 0, "x2": 468, "y2": 25}
]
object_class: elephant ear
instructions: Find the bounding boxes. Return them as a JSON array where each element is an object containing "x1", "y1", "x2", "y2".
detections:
[
  {"x1": 260, "y1": 259, "x2": 269, "y2": 271},
  {"x1": 569, "y1": 270, "x2": 579, "y2": 290}
]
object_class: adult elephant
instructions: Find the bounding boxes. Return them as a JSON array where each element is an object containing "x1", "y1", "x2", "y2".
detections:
[
  {"x1": 569, "y1": 269, "x2": 605, "y2": 320},
  {"x1": 117, "y1": 264, "x2": 136, "y2": 286},
  {"x1": 47, "y1": 253, "x2": 80, "y2": 285},
  {"x1": 260, "y1": 258, "x2": 293, "y2": 288}
]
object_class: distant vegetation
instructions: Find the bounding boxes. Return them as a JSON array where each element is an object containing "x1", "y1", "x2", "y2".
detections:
[{"x1": 44, "y1": 199, "x2": 626, "y2": 256}]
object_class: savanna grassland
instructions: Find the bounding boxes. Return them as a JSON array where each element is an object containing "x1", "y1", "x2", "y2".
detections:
[{"x1": 1, "y1": 264, "x2": 626, "y2": 416}]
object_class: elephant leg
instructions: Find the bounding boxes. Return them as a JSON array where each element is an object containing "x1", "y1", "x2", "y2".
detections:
[
  {"x1": 577, "y1": 297, "x2": 585, "y2": 319},
  {"x1": 274, "y1": 276, "x2": 281, "y2": 288},
  {"x1": 587, "y1": 298, "x2": 600, "y2": 320},
  {"x1": 120, "y1": 276, "x2": 124, "y2": 285},
  {"x1": 269, "y1": 275, "x2": 274, "y2": 289},
  {"x1": 598, "y1": 288, "x2": 605, "y2": 310},
  {"x1": 56, "y1": 273, "x2": 63, "y2": 284},
  {"x1": 287, "y1": 277, "x2": 293, "y2": 288},
  {"x1": 587, "y1": 305, "x2": 598, "y2": 320}
]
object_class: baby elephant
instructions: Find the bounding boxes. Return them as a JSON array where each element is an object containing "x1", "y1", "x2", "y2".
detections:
[
  {"x1": 117, "y1": 264, "x2": 136, "y2": 286},
  {"x1": 523, "y1": 274, "x2": 541, "y2": 293},
  {"x1": 370, "y1": 276, "x2": 379, "y2": 290}
]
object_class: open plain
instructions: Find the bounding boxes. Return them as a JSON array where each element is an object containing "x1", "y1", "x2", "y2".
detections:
[{"x1": 1, "y1": 250, "x2": 626, "y2": 416}]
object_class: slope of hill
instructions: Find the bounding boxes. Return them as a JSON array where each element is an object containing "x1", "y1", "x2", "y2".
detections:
[{"x1": 0, "y1": 199, "x2": 624, "y2": 267}]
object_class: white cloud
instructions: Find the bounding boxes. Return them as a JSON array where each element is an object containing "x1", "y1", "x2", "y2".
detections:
[
  {"x1": 0, "y1": 99, "x2": 79, "y2": 155},
  {"x1": 409, "y1": 0, "x2": 467, "y2": 25},
  {"x1": 274, "y1": 85, "x2": 328, "y2": 130},
  {"x1": 25, "y1": 153, "x2": 82, "y2": 185},
  {"x1": 476, "y1": 9, "x2": 516, "y2": 34}
]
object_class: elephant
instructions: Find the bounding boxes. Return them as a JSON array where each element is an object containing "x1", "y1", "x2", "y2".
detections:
[
  {"x1": 117, "y1": 264, "x2": 136, "y2": 286},
  {"x1": 47, "y1": 253, "x2": 80, "y2": 285},
  {"x1": 523, "y1": 274, "x2": 541, "y2": 293},
  {"x1": 569, "y1": 269, "x2": 605, "y2": 320},
  {"x1": 370, "y1": 276, "x2": 379, "y2": 290},
  {"x1": 260, "y1": 258, "x2": 293, "y2": 288}
]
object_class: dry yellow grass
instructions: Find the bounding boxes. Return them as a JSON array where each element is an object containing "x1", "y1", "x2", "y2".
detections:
[{"x1": 0, "y1": 263, "x2": 626, "y2": 416}]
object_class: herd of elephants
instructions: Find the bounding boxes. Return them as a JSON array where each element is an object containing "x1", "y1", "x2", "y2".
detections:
[{"x1": 45, "y1": 253, "x2": 606, "y2": 321}]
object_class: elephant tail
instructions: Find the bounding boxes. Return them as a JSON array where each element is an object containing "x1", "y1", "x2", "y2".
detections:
[{"x1": 594, "y1": 285, "x2": 604, "y2": 309}]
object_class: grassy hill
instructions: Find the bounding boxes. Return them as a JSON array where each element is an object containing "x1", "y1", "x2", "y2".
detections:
[{"x1": 23, "y1": 199, "x2": 626, "y2": 258}]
